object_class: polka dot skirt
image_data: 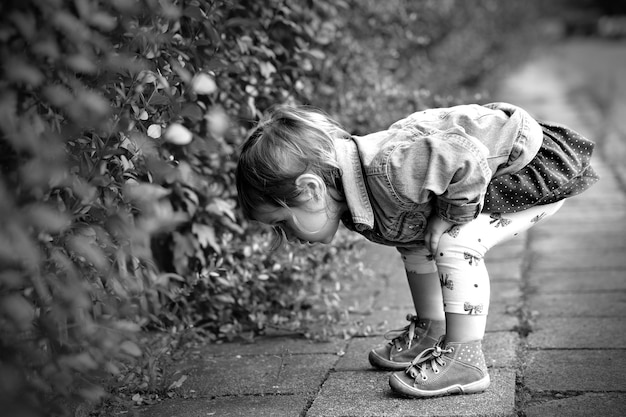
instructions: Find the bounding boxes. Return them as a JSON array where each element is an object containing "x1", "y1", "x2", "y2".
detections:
[{"x1": 483, "y1": 121, "x2": 600, "y2": 213}]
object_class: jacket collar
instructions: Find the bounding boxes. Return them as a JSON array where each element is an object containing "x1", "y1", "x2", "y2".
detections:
[{"x1": 334, "y1": 137, "x2": 374, "y2": 231}]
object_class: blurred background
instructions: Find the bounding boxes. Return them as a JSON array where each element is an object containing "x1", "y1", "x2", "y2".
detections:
[{"x1": 0, "y1": 0, "x2": 624, "y2": 416}]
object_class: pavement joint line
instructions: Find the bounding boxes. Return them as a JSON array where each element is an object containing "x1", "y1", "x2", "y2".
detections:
[
  {"x1": 301, "y1": 367, "x2": 337, "y2": 417},
  {"x1": 513, "y1": 205, "x2": 541, "y2": 413}
]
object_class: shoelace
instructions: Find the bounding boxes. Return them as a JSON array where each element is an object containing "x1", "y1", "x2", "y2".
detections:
[
  {"x1": 384, "y1": 314, "x2": 420, "y2": 350},
  {"x1": 405, "y1": 338, "x2": 453, "y2": 381}
]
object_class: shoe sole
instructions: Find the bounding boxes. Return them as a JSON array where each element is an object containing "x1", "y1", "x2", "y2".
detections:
[
  {"x1": 389, "y1": 373, "x2": 491, "y2": 398},
  {"x1": 368, "y1": 350, "x2": 411, "y2": 371}
]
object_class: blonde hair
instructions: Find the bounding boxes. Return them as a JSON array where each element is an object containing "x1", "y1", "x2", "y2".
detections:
[{"x1": 236, "y1": 105, "x2": 349, "y2": 220}]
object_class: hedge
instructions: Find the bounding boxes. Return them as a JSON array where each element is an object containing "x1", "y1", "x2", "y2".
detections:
[{"x1": 0, "y1": 0, "x2": 542, "y2": 415}]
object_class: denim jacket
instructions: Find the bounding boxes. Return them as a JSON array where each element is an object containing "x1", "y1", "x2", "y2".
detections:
[{"x1": 335, "y1": 102, "x2": 543, "y2": 247}]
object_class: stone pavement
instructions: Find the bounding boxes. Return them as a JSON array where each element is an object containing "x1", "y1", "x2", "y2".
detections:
[{"x1": 138, "y1": 40, "x2": 626, "y2": 416}]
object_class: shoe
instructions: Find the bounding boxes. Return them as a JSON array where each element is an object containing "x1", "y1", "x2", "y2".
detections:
[
  {"x1": 389, "y1": 338, "x2": 490, "y2": 398},
  {"x1": 368, "y1": 314, "x2": 445, "y2": 370}
]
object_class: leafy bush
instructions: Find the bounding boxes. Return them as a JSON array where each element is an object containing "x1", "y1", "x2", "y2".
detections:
[
  {"x1": 0, "y1": 0, "x2": 368, "y2": 414},
  {"x1": 0, "y1": 0, "x2": 543, "y2": 415}
]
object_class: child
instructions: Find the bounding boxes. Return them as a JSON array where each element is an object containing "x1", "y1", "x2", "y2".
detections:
[{"x1": 235, "y1": 102, "x2": 598, "y2": 398}]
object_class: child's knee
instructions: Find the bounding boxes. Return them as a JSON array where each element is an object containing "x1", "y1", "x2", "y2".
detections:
[
  {"x1": 397, "y1": 246, "x2": 436, "y2": 274},
  {"x1": 436, "y1": 231, "x2": 486, "y2": 264}
]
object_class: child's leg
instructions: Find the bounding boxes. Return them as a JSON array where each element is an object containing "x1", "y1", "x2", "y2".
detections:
[
  {"x1": 437, "y1": 200, "x2": 565, "y2": 342},
  {"x1": 389, "y1": 201, "x2": 565, "y2": 398},
  {"x1": 368, "y1": 247, "x2": 445, "y2": 370},
  {"x1": 399, "y1": 247, "x2": 445, "y2": 321}
]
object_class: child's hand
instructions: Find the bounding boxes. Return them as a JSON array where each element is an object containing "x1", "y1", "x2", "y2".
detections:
[{"x1": 425, "y1": 216, "x2": 454, "y2": 254}]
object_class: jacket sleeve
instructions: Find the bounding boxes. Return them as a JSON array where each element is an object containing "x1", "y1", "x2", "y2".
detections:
[{"x1": 387, "y1": 129, "x2": 492, "y2": 225}]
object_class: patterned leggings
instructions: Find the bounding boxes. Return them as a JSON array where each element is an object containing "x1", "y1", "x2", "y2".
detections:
[{"x1": 398, "y1": 200, "x2": 565, "y2": 316}]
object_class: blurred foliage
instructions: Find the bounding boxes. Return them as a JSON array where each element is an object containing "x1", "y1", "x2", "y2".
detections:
[
  {"x1": 312, "y1": 0, "x2": 543, "y2": 133},
  {"x1": 0, "y1": 0, "x2": 542, "y2": 415}
]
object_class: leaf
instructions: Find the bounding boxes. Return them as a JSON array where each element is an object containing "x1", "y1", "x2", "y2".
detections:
[
  {"x1": 24, "y1": 204, "x2": 71, "y2": 233},
  {"x1": 43, "y1": 84, "x2": 73, "y2": 108},
  {"x1": 76, "y1": 90, "x2": 110, "y2": 118},
  {"x1": 192, "y1": 223, "x2": 221, "y2": 254},
  {"x1": 4, "y1": 57, "x2": 44, "y2": 87},
  {"x1": 205, "y1": 198, "x2": 236, "y2": 222},
  {"x1": 89, "y1": 12, "x2": 118, "y2": 31},
  {"x1": 214, "y1": 294, "x2": 235, "y2": 304},
  {"x1": 259, "y1": 61, "x2": 277, "y2": 78},
  {"x1": 167, "y1": 374, "x2": 188, "y2": 390},
  {"x1": 148, "y1": 93, "x2": 170, "y2": 105},
  {"x1": 78, "y1": 385, "x2": 106, "y2": 402},
  {"x1": 127, "y1": 132, "x2": 159, "y2": 157},
  {"x1": 67, "y1": 235, "x2": 108, "y2": 270},
  {"x1": 65, "y1": 54, "x2": 98, "y2": 74},
  {"x1": 10, "y1": 11, "x2": 37, "y2": 40},
  {"x1": 0, "y1": 294, "x2": 35, "y2": 331},
  {"x1": 183, "y1": 5, "x2": 205, "y2": 20},
  {"x1": 120, "y1": 340, "x2": 142, "y2": 357},
  {"x1": 306, "y1": 49, "x2": 326, "y2": 60},
  {"x1": 180, "y1": 103, "x2": 203, "y2": 121},
  {"x1": 59, "y1": 352, "x2": 99, "y2": 371},
  {"x1": 113, "y1": 320, "x2": 141, "y2": 333},
  {"x1": 124, "y1": 182, "x2": 171, "y2": 202}
]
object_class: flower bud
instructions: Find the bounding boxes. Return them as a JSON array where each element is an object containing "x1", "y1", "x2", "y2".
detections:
[
  {"x1": 190, "y1": 73, "x2": 217, "y2": 95},
  {"x1": 164, "y1": 123, "x2": 193, "y2": 145}
]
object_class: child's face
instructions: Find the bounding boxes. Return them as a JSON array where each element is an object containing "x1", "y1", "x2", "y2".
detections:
[{"x1": 253, "y1": 198, "x2": 343, "y2": 245}]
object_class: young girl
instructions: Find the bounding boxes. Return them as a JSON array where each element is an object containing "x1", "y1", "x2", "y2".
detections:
[{"x1": 235, "y1": 102, "x2": 598, "y2": 398}]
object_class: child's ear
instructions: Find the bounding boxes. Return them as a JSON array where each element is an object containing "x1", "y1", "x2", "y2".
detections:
[{"x1": 295, "y1": 173, "x2": 326, "y2": 201}]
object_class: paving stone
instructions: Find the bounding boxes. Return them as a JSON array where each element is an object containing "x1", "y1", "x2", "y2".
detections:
[
  {"x1": 560, "y1": 178, "x2": 626, "y2": 204},
  {"x1": 532, "y1": 220, "x2": 626, "y2": 238},
  {"x1": 527, "y1": 317, "x2": 626, "y2": 348},
  {"x1": 528, "y1": 292, "x2": 626, "y2": 317},
  {"x1": 171, "y1": 353, "x2": 338, "y2": 397},
  {"x1": 485, "y1": 235, "x2": 527, "y2": 261},
  {"x1": 534, "y1": 197, "x2": 626, "y2": 220},
  {"x1": 490, "y1": 281, "x2": 522, "y2": 309},
  {"x1": 525, "y1": 349, "x2": 626, "y2": 392},
  {"x1": 529, "y1": 246, "x2": 626, "y2": 271},
  {"x1": 486, "y1": 309, "x2": 519, "y2": 332},
  {"x1": 541, "y1": 203, "x2": 626, "y2": 223},
  {"x1": 525, "y1": 393, "x2": 626, "y2": 417},
  {"x1": 306, "y1": 369, "x2": 516, "y2": 417},
  {"x1": 335, "y1": 337, "x2": 381, "y2": 371},
  {"x1": 138, "y1": 394, "x2": 311, "y2": 417},
  {"x1": 485, "y1": 259, "x2": 523, "y2": 281},
  {"x1": 527, "y1": 269, "x2": 626, "y2": 293},
  {"x1": 482, "y1": 332, "x2": 520, "y2": 369},
  {"x1": 532, "y1": 229, "x2": 626, "y2": 251}
]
